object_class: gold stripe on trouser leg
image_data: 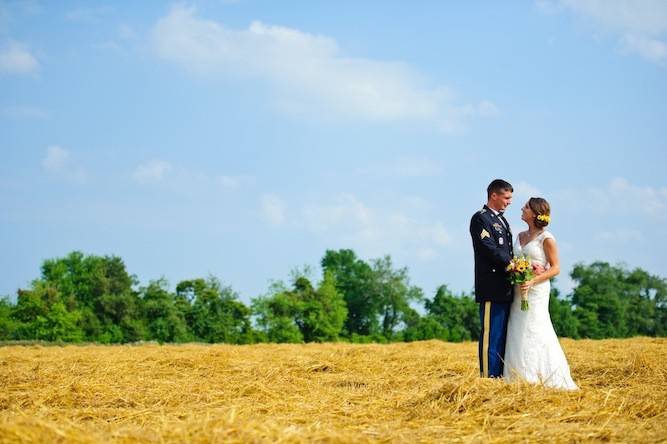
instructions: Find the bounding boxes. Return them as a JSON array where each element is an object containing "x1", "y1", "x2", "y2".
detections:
[{"x1": 482, "y1": 301, "x2": 491, "y2": 377}]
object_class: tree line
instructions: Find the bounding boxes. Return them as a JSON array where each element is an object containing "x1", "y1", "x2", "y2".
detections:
[{"x1": 0, "y1": 250, "x2": 665, "y2": 344}]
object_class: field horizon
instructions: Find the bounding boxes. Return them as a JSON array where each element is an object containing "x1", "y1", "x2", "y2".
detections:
[{"x1": 1, "y1": 337, "x2": 665, "y2": 443}]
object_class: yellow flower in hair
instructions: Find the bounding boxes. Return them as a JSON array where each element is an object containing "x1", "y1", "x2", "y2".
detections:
[{"x1": 537, "y1": 214, "x2": 551, "y2": 223}]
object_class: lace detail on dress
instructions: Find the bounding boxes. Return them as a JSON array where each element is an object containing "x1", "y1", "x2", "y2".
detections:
[{"x1": 503, "y1": 230, "x2": 578, "y2": 390}]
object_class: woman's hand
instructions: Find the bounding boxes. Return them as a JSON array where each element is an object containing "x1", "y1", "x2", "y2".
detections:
[{"x1": 520, "y1": 280, "x2": 534, "y2": 292}]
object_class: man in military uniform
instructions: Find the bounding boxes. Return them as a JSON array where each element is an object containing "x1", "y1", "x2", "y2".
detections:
[{"x1": 469, "y1": 179, "x2": 515, "y2": 378}]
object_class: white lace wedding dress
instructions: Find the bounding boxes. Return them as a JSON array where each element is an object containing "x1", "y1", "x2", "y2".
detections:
[{"x1": 503, "y1": 231, "x2": 578, "y2": 390}]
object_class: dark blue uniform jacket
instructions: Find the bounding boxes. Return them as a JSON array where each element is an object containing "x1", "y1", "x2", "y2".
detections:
[{"x1": 469, "y1": 205, "x2": 514, "y2": 303}]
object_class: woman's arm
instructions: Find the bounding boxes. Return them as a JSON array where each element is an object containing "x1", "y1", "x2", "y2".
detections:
[{"x1": 521, "y1": 238, "x2": 560, "y2": 289}]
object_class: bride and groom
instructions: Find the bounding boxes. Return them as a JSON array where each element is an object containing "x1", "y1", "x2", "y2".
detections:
[{"x1": 470, "y1": 179, "x2": 577, "y2": 390}]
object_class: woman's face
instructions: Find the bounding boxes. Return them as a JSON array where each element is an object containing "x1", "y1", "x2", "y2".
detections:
[{"x1": 521, "y1": 201, "x2": 534, "y2": 223}]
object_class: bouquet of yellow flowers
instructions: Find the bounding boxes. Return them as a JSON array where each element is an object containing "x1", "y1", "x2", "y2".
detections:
[{"x1": 506, "y1": 256, "x2": 535, "y2": 311}]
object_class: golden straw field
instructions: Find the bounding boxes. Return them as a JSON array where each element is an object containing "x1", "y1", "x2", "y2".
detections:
[{"x1": 1, "y1": 338, "x2": 666, "y2": 443}]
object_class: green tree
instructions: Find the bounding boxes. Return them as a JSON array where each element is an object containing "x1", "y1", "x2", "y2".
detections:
[
  {"x1": 41, "y1": 252, "x2": 135, "y2": 308},
  {"x1": 96, "y1": 291, "x2": 146, "y2": 343},
  {"x1": 459, "y1": 293, "x2": 481, "y2": 341},
  {"x1": 292, "y1": 272, "x2": 347, "y2": 342},
  {"x1": 321, "y1": 249, "x2": 379, "y2": 336},
  {"x1": 0, "y1": 297, "x2": 17, "y2": 340},
  {"x1": 369, "y1": 256, "x2": 423, "y2": 339},
  {"x1": 548, "y1": 286, "x2": 579, "y2": 338},
  {"x1": 38, "y1": 251, "x2": 144, "y2": 342},
  {"x1": 398, "y1": 301, "x2": 447, "y2": 342},
  {"x1": 12, "y1": 283, "x2": 84, "y2": 342},
  {"x1": 624, "y1": 268, "x2": 665, "y2": 336},
  {"x1": 252, "y1": 271, "x2": 347, "y2": 343},
  {"x1": 178, "y1": 277, "x2": 254, "y2": 344},
  {"x1": 252, "y1": 282, "x2": 303, "y2": 343},
  {"x1": 141, "y1": 279, "x2": 191, "y2": 343},
  {"x1": 422, "y1": 285, "x2": 476, "y2": 342},
  {"x1": 570, "y1": 262, "x2": 667, "y2": 338},
  {"x1": 571, "y1": 262, "x2": 628, "y2": 338}
]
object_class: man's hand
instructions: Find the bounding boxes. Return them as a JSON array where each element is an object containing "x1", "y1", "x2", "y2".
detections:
[{"x1": 532, "y1": 264, "x2": 546, "y2": 276}]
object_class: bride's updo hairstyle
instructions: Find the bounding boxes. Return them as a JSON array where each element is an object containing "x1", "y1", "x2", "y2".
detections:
[{"x1": 529, "y1": 197, "x2": 551, "y2": 228}]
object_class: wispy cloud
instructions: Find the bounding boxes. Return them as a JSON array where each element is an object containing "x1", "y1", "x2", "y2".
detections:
[
  {"x1": 133, "y1": 160, "x2": 172, "y2": 183},
  {"x1": 556, "y1": 177, "x2": 667, "y2": 220},
  {"x1": 594, "y1": 229, "x2": 644, "y2": 243},
  {"x1": 65, "y1": 6, "x2": 113, "y2": 25},
  {"x1": 218, "y1": 175, "x2": 242, "y2": 190},
  {"x1": 0, "y1": 40, "x2": 39, "y2": 75},
  {"x1": 261, "y1": 193, "x2": 286, "y2": 226},
  {"x1": 608, "y1": 177, "x2": 667, "y2": 216},
  {"x1": 91, "y1": 24, "x2": 139, "y2": 54},
  {"x1": 42, "y1": 146, "x2": 69, "y2": 171},
  {"x1": 539, "y1": 0, "x2": 667, "y2": 65},
  {"x1": 151, "y1": 5, "x2": 495, "y2": 131},
  {"x1": 299, "y1": 193, "x2": 451, "y2": 261},
  {"x1": 41, "y1": 146, "x2": 86, "y2": 184},
  {"x1": 512, "y1": 180, "x2": 544, "y2": 204},
  {"x1": 0, "y1": 1, "x2": 42, "y2": 32},
  {"x1": 118, "y1": 24, "x2": 137, "y2": 41},
  {"x1": 358, "y1": 157, "x2": 442, "y2": 178},
  {"x1": 621, "y1": 33, "x2": 667, "y2": 63},
  {"x1": 1, "y1": 105, "x2": 49, "y2": 119}
]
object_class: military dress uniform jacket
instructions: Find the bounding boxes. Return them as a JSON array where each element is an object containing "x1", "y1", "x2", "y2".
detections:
[{"x1": 470, "y1": 205, "x2": 514, "y2": 303}]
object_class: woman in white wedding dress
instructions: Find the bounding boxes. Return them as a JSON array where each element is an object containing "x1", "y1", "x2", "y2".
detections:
[{"x1": 503, "y1": 197, "x2": 578, "y2": 390}]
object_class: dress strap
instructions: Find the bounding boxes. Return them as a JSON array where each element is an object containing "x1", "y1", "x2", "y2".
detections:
[{"x1": 541, "y1": 231, "x2": 555, "y2": 242}]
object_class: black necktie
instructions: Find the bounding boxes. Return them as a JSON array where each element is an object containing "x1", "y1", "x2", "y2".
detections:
[
  {"x1": 498, "y1": 213, "x2": 510, "y2": 233},
  {"x1": 498, "y1": 212, "x2": 513, "y2": 254}
]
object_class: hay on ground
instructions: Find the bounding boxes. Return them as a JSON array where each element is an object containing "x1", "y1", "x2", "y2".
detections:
[{"x1": 0, "y1": 338, "x2": 665, "y2": 443}]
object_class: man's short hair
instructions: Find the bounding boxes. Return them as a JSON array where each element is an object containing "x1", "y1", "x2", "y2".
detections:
[{"x1": 487, "y1": 179, "x2": 513, "y2": 198}]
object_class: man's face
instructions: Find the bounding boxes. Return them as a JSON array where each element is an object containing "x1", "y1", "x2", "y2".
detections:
[{"x1": 490, "y1": 190, "x2": 512, "y2": 212}]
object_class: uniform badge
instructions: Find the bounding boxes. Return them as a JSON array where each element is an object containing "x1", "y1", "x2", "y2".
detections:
[
  {"x1": 499, "y1": 237, "x2": 504, "y2": 245},
  {"x1": 480, "y1": 229, "x2": 490, "y2": 239},
  {"x1": 492, "y1": 223, "x2": 503, "y2": 233}
]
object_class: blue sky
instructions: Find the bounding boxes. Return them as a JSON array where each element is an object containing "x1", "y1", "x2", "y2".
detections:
[{"x1": 1, "y1": 0, "x2": 666, "y2": 304}]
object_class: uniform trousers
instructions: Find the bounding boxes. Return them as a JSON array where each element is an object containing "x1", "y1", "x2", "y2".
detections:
[{"x1": 478, "y1": 301, "x2": 511, "y2": 378}]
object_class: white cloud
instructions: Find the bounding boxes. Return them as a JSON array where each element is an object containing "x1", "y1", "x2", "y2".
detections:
[
  {"x1": 556, "y1": 177, "x2": 667, "y2": 220},
  {"x1": 0, "y1": 1, "x2": 42, "y2": 33},
  {"x1": 541, "y1": 0, "x2": 667, "y2": 64},
  {"x1": 621, "y1": 34, "x2": 667, "y2": 63},
  {"x1": 559, "y1": 0, "x2": 667, "y2": 35},
  {"x1": 133, "y1": 160, "x2": 172, "y2": 183},
  {"x1": 1, "y1": 105, "x2": 49, "y2": 119},
  {"x1": 65, "y1": 7, "x2": 112, "y2": 24},
  {"x1": 0, "y1": 6, "x2": 9, "y2": 33},
  {"x1": 118, "y1": 24, "x2": 137, "y2": 41},
  {"x1": 42, "y1": 146, "x2": 69, "y2": 171},
  {"x1": 261, "y1": 193, "x2": 286, "y2": 226},
  {"x1": 300, "y1": 193, "x2": 451, "y2": 261},
  {"x1": 130, "y1": 162, "x2": 251, "y2": 195},
  {"x1": 151, "y1": 5, "x2": 495, "y2": 130},
  {"x1": 455, "y1": 101, "x2": 500, "y2": 121},
  {"x1": 359, "y1": 157, "x2": 442, "y2": 178},
  {"x1": 594, "y1": 229, "x2": 644, "y2": 243},
  {"x1": 607, "y1": 177, "x2": 667, "y2": 215},
  {"x1": 217, "y1": 175, "x2": 242, "y2": 190},
  {"x1": 0, "y1": 41, "x2": 39, "y2": 75},
  {"x1": 41, "y1": 145, "x2": 86, "y2": 184},
  {"x1": 512, "y1": 180, "x2": 544, "y2": 205},
  {"x1": 416, "y1": 247, "x2": 438, "y2": 262}
]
